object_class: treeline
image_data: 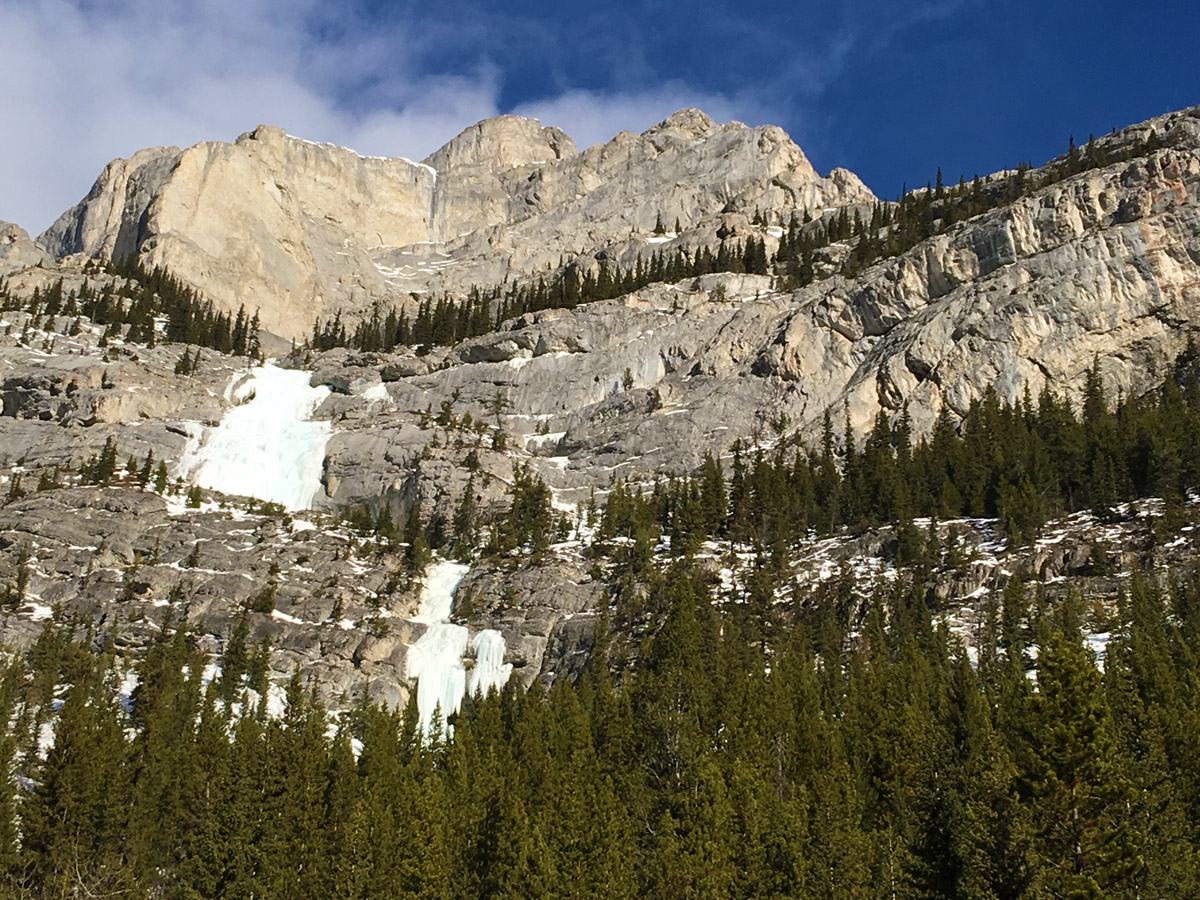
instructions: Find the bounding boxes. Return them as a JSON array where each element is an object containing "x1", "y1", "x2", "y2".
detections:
[
  {"x1": 597, "y1": 356, "x2": 1200, "y2": 575},
  {"x1": 3, "y1": 562, "x2": 1198, "y2": 899},
  {"x1": 374, "y1": 356, "x2": 1200, "y2": 590},
  {"x1": 341, "y1": 462, "x2": 570, "y2": 572},
  {"x1": 309, "y1": 126, "x2": 1181, "y2": 356},
  {"x1": 0, "y1": 258, "x2": 261, "y2": 357},
  {"x1": 308, "y1": 236, "x2": 773, "y2": 354},
  {"x1": 779, "y1": 127, "x2": 1172, "y2": 284},
  {"x1": 3, "y1": 434, "x2": 169, "y2": 510}
]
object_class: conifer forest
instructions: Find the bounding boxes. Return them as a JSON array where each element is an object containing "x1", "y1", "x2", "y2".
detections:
[{"x1": 3, "y1": 356, "x2": 1200, "y2": 899}]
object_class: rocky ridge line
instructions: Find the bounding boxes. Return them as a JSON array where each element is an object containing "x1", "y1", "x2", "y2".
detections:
[{"x1": 35, "y1": 111, "x2": 873, "y2": 340}]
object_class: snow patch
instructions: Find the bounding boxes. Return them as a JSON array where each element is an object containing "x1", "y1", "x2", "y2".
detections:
[
  {"x1": 468, "y1": 630, "x2": 513, "y2": 699},
  {"x1": 361, "y1": 381, "x2": 393, "y2": 404},
  {"x1": 26, "y1": 603, "x2": 53, "y2": 621}
]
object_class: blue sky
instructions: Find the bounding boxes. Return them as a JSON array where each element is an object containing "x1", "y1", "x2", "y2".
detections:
[{"x1": 2, "y1": 0, "x2": 1195, "y2": 232}]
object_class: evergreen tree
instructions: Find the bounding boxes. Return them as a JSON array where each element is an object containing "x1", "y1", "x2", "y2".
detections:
[
  {"x1": 22, "y1": 652, "x2": 136, "y2": 898},
  {"x1": 1022, "y1": 631, "x2": 1141, "y2": 898}
]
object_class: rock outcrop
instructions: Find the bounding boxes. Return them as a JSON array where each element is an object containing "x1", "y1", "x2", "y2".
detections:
[
  {"x1": 36, "y1": 111, "x2": 874, "y2": 340},
  {"x1": 0, "y1": 221, "x2": 51, "y2": 272},
  {"x1": 0, "y1": 483, "x2": 431, "y2": 710},
  {"x1": 308, "y1": 111, "x2": 1200, "y2": 517}
]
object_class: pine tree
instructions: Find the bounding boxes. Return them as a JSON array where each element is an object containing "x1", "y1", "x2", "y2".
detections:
[
  {"x1": 22, "y1": 651, "x2": 137, "y2": 898},
  {"x1": 87, "y1": 435, "x2": 119, "y2": 485},
  {"x1": 452, "y1": 475, "x2": 479, "y2": 558},
  {"x1": 126, "y1": 625, "x2": 206, "y2": 891},
  {"x1": 219, "y1": 614, "x2": 250, "y2": 704},
  {"x1": 256, "y1": 671, "x2": 331, "y2": 900},
  {"x1": 1022, "y1": 630, "x2": 1141, "y2": 898}
]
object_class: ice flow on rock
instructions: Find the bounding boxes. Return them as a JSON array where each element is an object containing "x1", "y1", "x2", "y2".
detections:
[
  {"x1": 406, "y1": 560, "x2": 513, "y2": 734},
  {"x1": 180, "y1": 362, "x2": 332, "y2": 511}
]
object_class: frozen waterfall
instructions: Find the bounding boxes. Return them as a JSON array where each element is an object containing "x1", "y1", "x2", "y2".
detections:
[
  {"x1": 179, "y1": 362, "x2": 332, "y2": 511},
  {"x1": 468, "y1": 629, "x2": 512, "y2": 699},
  {"x1": 406, "y1": 559, "x2": 514, "y2": 735}
]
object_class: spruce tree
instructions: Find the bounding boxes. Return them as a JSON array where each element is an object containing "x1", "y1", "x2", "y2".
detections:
[{"x1": 1022, "y1": 630, "x2": 1141, "y2": 898}]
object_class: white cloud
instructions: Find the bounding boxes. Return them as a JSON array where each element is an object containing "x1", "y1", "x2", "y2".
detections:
[
  {"x1": 0, "y1": 0, "x2": 505, "y2": 233},
  {"x1": 0, "y1": 0, "x2": 791, "y2": 234}
]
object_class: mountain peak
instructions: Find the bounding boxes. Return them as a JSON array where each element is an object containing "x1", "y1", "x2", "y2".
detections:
[
  {"x1": 34, "y1": 105, "x2": 875, "y2": 338},
  {"x1": 646, "y1": 108, "x2": 717, "y2": 139},
  {"x1": 424, "y1": 114, "x2": 578, "y2": 172}
]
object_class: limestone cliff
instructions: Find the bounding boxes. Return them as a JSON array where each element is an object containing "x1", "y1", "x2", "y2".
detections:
[
  {"x1": 0, "y1": 220, "x2": 51, "y2": 273},
  {"x1": 36, "y1": 111, "x2": 874, "y2": 339},
  {"x1": 303, "y1": 108, "x2": 1200, "y2": 522}
]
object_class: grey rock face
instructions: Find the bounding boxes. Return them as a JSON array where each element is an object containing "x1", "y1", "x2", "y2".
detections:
[
  {"x1": 308, "y1": 112, "x2": 1200, "y2": 527},
  {"x1": 40, "y1": 147, "x2": 181, "y2": 264},
  {"x1": 3, "y1": 105, "x2": 1200, "y2": 713},
  {"x1": 0, "y1": 221, "x2": 51, "y2": 272},
  {"x1": 36, "y1": 111, "x2": 874, "y2": 340},
  {"x1": 0, "y1": 310, "x2": 261, "y2": 475},
  {"x1": 0, "y1": 483, "x2": 433, "y2": 711},
  {"x1": 40, "y1": 128, "x2": 437, "y2": 340},
  {"x1": 454, "y1": 555, "x2": 605, "y2": 688}
]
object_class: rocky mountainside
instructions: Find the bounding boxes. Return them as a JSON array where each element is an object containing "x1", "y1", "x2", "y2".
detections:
[
  {"x1": 37, "y1": 110, "x2": 872, "y2": 340},
  {"x1": 0, "y1": 221, "x2": 49, "y2": 271},
  {"x1": 1, "y1": 104, "x2": 1200, "y2": 714}
]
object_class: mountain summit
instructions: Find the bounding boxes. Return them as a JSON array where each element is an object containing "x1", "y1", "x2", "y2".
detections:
[{"x1": 37, "y1": 111, "x2": 873, "y2": 339}]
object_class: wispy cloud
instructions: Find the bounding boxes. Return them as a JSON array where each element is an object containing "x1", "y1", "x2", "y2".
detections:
[
  {"x1": 0, "y1": 0, "x2": 505, "y2": 232},
  {"x1": 0, "y1": 0, "x2": 972, "y2": 233}
]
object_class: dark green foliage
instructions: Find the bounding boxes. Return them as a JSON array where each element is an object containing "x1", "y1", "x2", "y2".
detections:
[
  {"x1": 2, "y1": 562, "x2": 1194, "y2": 899},
  {"x1": 1, "y1": 543, "x2": 32, "y2": 610},
  {"x1": 3, "y1": 473, "x2": 24, "y2": 505},
  {"x1": 309, "y1": 234, "x2": 777, "y2": 356},
  {"x1": 175, "y1": 346, "x2": 202, "y2": 375},
  {"x1": 1020, "y1": 630, "x2": 1141, "y2": 897},
  {"x1": 452, "y1": 475, "x2": 479, "y2": 559},
  {"x1": 21, "y1": 645, "x2": 136, "y2": 898},
  {"x1": 217, "y1": 613, "x2": 253, "y2": 705},
  {"x1": 82, "y1": 435, "x2": 120, "y2": 485},
  {"x1": 0, "y1": 258, "x2": 263, "y2": 358},
  {"x1": 590, "y1": 364, "x2": 1200, "y2": 567},
  {"x1": 249, "y1": 582, "x2": 277, "y2": 614},
  {"x1": 107, "y1": 256, "x2": 262, "y2": 357},
  {"x1": 486, "y1": 463, "x2": 555, "y2": 555}
]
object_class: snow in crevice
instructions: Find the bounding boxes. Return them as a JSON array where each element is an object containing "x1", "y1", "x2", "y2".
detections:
[
  {"x1": 405, "y1": 559, "x2": 512, "y2": 735},
  {"x1": 178, "y1": 362, "x2": 332, "y2": 511},
  {"x1": 361, "y1": 381, "x2": 393, "y2": 405}
]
